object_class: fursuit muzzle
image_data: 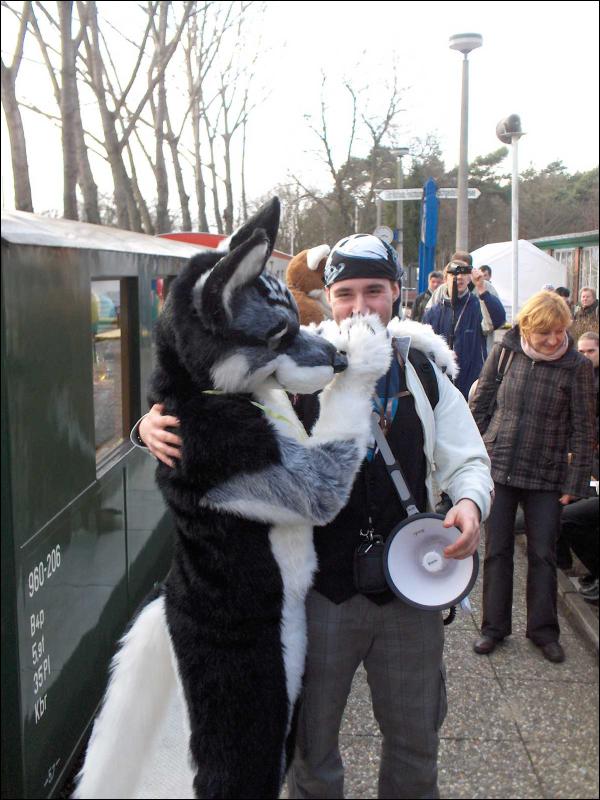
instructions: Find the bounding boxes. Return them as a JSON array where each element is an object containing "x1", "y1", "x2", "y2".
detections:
[{"x1": 74, "y1": 198, "x2": 392, "y2": 799}]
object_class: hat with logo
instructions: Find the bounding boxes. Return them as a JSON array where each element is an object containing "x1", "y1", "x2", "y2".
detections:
[{"x1": 323, "y1": 234, "x2": 403, "y2": 287}]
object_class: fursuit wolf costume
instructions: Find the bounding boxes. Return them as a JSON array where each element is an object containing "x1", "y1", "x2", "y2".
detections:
[{"x1": 74, "y1": 198, "x2": 392, "y2": 799}]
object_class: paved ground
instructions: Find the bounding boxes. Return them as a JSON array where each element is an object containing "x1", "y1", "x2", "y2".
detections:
[
  {"x1": 288, "y1": 529, "x2": 599, "y2": 800},
  {"x1": 65, "y1": 528, "x2": 598, "y2": 800}
]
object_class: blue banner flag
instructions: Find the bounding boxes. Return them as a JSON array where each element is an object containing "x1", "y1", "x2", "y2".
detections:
[{"x1": 417, "y1": 178, "x2": 439, "y2": 293}]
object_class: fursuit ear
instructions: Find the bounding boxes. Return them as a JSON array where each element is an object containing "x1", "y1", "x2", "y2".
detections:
[
  {"x1": 217, "y1": 197, "x2": 280, "y2": 256},
  {"x1": 198, "y1": 229, "x2": 270, "y2": 323},
  {"x1": 306, "y1": 243, "x2": 330, "y2": 271}
]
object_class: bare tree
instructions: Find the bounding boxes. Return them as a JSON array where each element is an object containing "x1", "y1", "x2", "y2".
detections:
[
  {"x1": 360, "y1": 69, "x2": 405, "y2": 204},
  {"x1": 183, "y1": 1, "x2": 237, "y2": 231},
  {"x1": 78, "y1": 0, "x2": 193, "y2": 229},
  {"x1": 148, "y1": 2, "x2": 170, "y2": 232},
  {"x1": 1, "y1": 0, "x2": 34, "y2": 211},
  {"x1": 301, "y1": 74, "x2": 358, "y2": 232}
]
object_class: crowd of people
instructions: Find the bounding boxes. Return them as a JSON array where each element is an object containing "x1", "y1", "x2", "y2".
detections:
[{"x1": 133, "y1": 232, "x2": 598, "y2": 799}]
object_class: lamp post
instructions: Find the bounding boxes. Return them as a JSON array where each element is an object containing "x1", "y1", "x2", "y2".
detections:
[
  {"x1": 449, "y1": 32, "x2": 482, "y2": 252},
  {"x1": 497, "y1": 114, "x2": 525, "y2": 321},
  {"x1": 391, "y1": 147, "x2": 410, "y2": 266}
]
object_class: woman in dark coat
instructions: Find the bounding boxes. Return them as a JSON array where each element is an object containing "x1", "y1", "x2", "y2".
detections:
[{"x1": 469, "y1": 291, "x2": 595, "y2": 663}]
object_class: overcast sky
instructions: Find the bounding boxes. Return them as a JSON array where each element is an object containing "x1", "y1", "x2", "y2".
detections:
[{"x1": 1, "y1": 0, "x2": 598, "y2": 216}]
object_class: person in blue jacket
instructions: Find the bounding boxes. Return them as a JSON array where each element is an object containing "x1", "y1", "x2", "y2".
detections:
[{"x1": 423, "y1": 257, "x2": 506, "y2": 399}]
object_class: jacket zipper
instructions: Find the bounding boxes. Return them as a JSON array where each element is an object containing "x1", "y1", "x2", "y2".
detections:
[{"x1": 506, "y1": 359, "x2": 536, "y2": 485}]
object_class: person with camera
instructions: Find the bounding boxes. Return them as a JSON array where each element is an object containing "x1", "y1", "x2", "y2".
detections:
[
  {"x1": 135, "y1": 234, "x2": 494, "y2": 799},
  {"x1": 469, "y1": 291, "x2": 596, "y2": 663},
  {"x1": 423, "y1": 255, "x2": 506, "y2": 400}
]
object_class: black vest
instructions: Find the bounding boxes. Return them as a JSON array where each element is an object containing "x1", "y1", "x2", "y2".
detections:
[{"x1": 293, "y1": 350, "x2": 434, "y2": 605}]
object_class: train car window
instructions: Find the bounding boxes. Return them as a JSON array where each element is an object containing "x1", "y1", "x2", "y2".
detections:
[
  {"x1": 151, "y1": 277, "x2": 167, "y2": 324},
  {"x1": 150, "y1": 276, "x2": 175, "y2": 366},
  {"x1": 92, "y1": 279, "x2": 125, "y2": 462}
]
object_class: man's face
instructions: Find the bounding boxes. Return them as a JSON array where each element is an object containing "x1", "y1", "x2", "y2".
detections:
[
  {"x1": 429, "y1": 275, "x2": 442, "y2": 293},
  {"x1": 446, "y1": 268, "x2": 471, "y2": 295},
  {"x1": 326, "y1": 278, "x2": 399, "y2": 325},
  {"x1": 480, "y1": 269, "x2": 491, "y2": 282},
  {"x1": 578, "y1": 337, "x2": 599, "y2": 369},
  {"x1": 581, "y1": 289, "x2": 595, "y2": 308}
]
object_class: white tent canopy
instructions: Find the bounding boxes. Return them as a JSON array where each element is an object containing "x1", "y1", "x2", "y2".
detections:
[{"x1": 470, "y1": 239, "x2": 567, "y2": 322}]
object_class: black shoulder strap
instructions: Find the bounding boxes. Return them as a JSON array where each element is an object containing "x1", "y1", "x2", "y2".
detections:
[
  {"x1": 407, "y1": 348, "x2": 439, "y2": 410},
  {"x1": 484, "y1": 345, "x2": 514, "y2": 419}
]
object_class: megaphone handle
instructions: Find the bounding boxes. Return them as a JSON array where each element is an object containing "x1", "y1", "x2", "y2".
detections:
[{"x1": 371, "y1": 414, "x2": 420, "y2": 517}]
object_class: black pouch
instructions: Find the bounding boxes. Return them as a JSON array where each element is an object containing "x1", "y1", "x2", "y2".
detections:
[{"x1": 353, "y1": 536, "x2": 387, "y2": 594}]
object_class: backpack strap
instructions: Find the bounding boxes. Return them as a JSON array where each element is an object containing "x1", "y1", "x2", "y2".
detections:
[
  {"x1": 407, "y1": 348, "x2": 439, "y2": 410},
  {"x1": 485, "y1": 345, "x2": 514, "y2": 419}
]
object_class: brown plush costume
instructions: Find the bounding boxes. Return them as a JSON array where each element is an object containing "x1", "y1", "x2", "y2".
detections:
[{"x1": 286, "y1": 244, "x2": 332, "y2": 325}]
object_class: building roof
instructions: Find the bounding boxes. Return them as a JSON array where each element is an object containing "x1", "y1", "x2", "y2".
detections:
[
  {"x1": 530, "y1": 230, "x2": 599, "y2": 249},
  {"x1": 1, "y1": 210, "x2": 207, "y2": 258}
]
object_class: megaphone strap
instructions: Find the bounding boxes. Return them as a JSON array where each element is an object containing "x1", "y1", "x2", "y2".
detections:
[{"x1": 370, "y1": 413, "x2": 420, "y2": 517}]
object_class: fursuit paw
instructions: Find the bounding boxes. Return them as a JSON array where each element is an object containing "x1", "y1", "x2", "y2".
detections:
[{"x1": 322, "y1": 314, "x2": 392, "y2": 384}]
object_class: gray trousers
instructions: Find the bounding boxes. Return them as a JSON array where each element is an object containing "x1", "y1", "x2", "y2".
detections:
[{"x1": 288, "y1": 591, "x2": 447, "y2": 800}]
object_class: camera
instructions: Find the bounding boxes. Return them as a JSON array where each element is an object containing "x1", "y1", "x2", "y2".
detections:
[{"x1": 446, "y1": 262, "x2": 472, "y2": 276}]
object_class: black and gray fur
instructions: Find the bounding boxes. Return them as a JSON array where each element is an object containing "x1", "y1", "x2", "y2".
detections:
[{"x1": 74, "y1": 198, "x2": 391, "y2": 800}]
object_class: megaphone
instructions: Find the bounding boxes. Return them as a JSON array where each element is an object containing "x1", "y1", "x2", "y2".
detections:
[{"x1": 383, "y1": 513, "x2": 479, "y2": 611}]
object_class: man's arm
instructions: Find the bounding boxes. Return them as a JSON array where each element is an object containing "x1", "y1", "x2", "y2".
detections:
[{"x1": 471, "y1": 268, "x2": 506, "y2": 329}]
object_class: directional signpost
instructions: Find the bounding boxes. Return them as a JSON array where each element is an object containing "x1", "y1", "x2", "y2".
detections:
[
  {"x1": 373, "y1": 184, "x2": 481, "y2": 297},
  {"x1": 378, "y1": 187, "x2": 481, "y2": 201}
]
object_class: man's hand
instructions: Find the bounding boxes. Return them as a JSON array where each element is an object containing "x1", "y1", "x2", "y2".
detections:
[
  {"x1": 138, "y1": 404, "x2": 182, "y2": 468},
  {"x1": 442, "y1": 498, "x2": 481, "y2": 559},
  {"x1": 471, "y1": 267, "x2": 486, "y2": 295},
  {"x1": 559, "y1": 494, "x2": 577, "y2": 505}
]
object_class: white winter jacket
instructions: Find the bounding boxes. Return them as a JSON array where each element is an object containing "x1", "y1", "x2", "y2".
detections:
[{"x1": 388, "y1": 318, "x2": 494, "y2": 520}]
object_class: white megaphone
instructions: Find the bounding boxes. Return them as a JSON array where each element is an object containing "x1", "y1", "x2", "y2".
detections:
[
  {"x1": 371, "y1": 413, "x2": 478, "y2": 611},
  {"x1": 383, "y1": 513, "x2": 478, "y2": 610}
]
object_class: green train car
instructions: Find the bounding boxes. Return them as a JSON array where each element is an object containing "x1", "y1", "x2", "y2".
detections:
[{"x1": 1, "y1": 211, "x2": 205, "y2": 799}]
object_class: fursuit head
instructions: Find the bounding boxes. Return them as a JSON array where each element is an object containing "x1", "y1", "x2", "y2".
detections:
[{"x1": 74, "y1": 198, "x2": 392, "y2": 800}]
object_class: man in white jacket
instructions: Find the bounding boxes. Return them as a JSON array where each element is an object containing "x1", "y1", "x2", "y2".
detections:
[{"x1": 136, "y1": 234, "x2": 493, "y2": 799}]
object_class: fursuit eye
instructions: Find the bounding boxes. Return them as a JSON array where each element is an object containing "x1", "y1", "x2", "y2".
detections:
[{"x1": 268, "y1": 324, "x2": 289, "y2": 350}]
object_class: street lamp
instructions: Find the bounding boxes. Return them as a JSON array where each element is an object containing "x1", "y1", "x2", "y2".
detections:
[
  {"x1": 497, "y1": 114, "x2": 525, "y2": 321},
  {"x1": 390, "y1": 147, "x2": 410, "y2": 266},
  {"x1": 449, "y1": 32, "x2": 483, "y2": 252}
]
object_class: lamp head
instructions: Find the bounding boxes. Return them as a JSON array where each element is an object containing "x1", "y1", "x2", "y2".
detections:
[
  {"x1": 449, "y1": 32, "x2": 483, "y2": 55},
  {"x1": 496, "y1": 114, "x2": 525, "y2": 144}
]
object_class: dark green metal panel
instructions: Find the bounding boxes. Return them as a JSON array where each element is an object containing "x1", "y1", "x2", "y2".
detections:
[
  {"x1": 126, "y1": 450, "x2": 174, "y2": 613},
  {"x1": 1, "y1": 226, "x2": 185, "y2": 798},
  {"x1": 2, "y1": 269, "x2": 25, "y2": 800},
  {"x1": 2, "y1": 243, "x2": 96, "y2": 548},
  {"x1": 16, "y1": 471, "x2": 128, "y2": 799}
]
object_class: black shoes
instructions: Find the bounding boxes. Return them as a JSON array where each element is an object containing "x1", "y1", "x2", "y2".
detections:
[
  {"x1": 540, "y1": 641, "x2": 566, "y2": 663},
  {"x1": 474, "y1": 636, "x2": 566, "y2": 663},
  {"x1": 473, "y1": 636, "x2": 497, "y2": 655}
]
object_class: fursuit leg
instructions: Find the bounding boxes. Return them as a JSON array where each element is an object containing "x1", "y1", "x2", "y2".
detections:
[{"x1": 73, "y1": 595, "x2": 177, "y2": 799}]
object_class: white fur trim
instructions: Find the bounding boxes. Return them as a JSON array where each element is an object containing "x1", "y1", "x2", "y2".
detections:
[
  {"x1": 201, "y1": 495, "x2": 311, "y2": 527},
  {"x1": 217, "y1": 234, "x2": 232, "y2": 253},
  {"x1": 193, "y1": 269, "x2": 213, "y2": 297},
  {"x1": 211, "y1": 353, "x2": 252, "y2": 391},
  {"x1": 387, "y1": 317, "x2": 459, "y2": 379},
  {"x1": 268, "y1": 524, "x2": 317, "y2": 710},
  {"x1": 319, "y1": 314, "x2": 392, "y2": 386},
  {"x1": 306, "y1": 244, "x2": 330, "y2": 271},
  {"x1": 274, "y1": 355, "x2": 334, "y2": 395},
  {"x1": 73, "y1": 596, "x2": 178, "y2": 799}
]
